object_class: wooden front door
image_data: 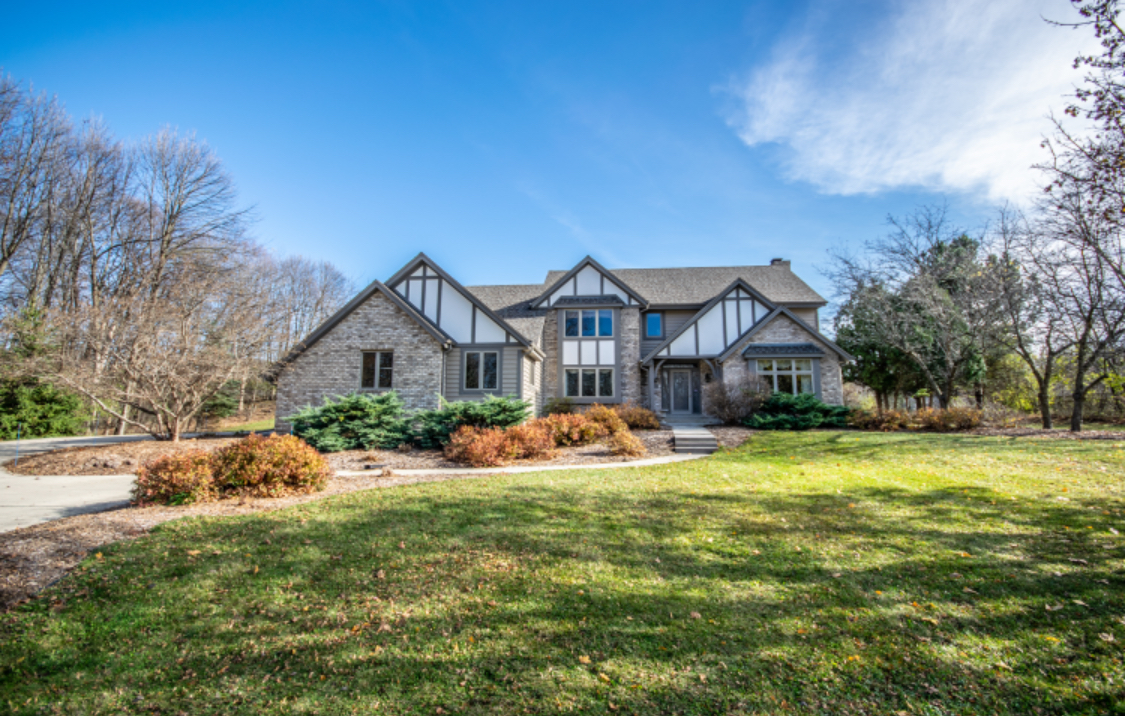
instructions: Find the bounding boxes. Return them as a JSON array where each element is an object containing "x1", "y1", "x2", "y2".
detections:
[{"x1": 669, "y1": 369, "x2": 692, "y2": 414}]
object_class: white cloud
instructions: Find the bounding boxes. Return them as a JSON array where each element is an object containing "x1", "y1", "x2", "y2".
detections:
[{"x1": 726, "y1": 0, "x2": 1099, "y2": 202}]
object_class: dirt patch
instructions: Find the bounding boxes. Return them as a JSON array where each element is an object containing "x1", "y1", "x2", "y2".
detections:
[
  {"x1": 6, "y1": 431, "x2": 676, "y2": 476},
  {"x1": 707, "y1": 425, "x2": 755, "y2": 448}
]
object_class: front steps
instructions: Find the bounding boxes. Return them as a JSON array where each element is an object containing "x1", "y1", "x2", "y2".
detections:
[{"x1": 668, "y1": 425, "x2": 719, "y2": 455}]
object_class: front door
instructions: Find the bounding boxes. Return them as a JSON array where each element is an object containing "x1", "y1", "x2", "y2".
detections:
[{"x1": 670, "y1": 369, "x2": 692, "y2": 414}]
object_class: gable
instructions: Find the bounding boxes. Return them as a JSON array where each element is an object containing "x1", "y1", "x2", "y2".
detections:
[
  {"x1": 387, "y1": 255, "x2": 529, "y2": 346},
  {"x1": 532, "y1": 256, "x2": 646, "y2": 308},
  {"x1": 644, "y1": 281, "x2": 774, "y2": 361}
]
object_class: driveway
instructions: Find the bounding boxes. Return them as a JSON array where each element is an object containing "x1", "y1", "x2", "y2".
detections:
[{"x1": 0, "y1": 435, "x2": 151, "y2": 533}]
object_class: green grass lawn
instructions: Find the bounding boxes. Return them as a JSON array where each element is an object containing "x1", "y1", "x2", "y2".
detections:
[
  {"x1": 216, "y1": 418, "x2": 276, "y2": 433},
  {"x1": 3, "y1": 432, "x2": 1124, "y2": 715}
]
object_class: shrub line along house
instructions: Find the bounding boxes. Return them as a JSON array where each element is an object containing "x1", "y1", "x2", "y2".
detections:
[{"x1": 273, "y1": 253, "x2": 852, "y2": 430}]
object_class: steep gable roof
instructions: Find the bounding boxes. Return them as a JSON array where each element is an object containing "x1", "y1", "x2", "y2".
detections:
[
  {"x1": 276, "y1": 279, "x2": 452, "y2": 367},
  {"x1": 640, "y1": 278, "x2": 775, "y2": 363},
  {"x1": 464, "y1": 284, "x2": 547, "y2": 350},
  {"x1": 543, "y1": 265, "x2": 826, "y2": 306},
  {"x1": 531, "y1": 256, "x2": 647, "y2": 308}
]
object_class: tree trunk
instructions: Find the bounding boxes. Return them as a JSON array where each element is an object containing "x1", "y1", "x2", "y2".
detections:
[
  {"x1": 1071, "y1": 391, "x2": 1085, "y2": 433},
  {"x1": 1038, "y1": 383, "x2": 1053, "y2": 429},
  {"x1": 115, "y1": 404, "x2": 129, "y2": 435}
]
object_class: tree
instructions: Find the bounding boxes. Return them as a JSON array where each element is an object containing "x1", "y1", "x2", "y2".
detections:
[{"x1": 830, "y1": 205, "x2": 1000, "y2": 408}]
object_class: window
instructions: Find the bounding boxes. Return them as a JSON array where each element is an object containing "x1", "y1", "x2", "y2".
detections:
[
  {"x1": 465, "y1": 351, "x2": 499, "y2": 391},
  {"x1": 564, "y1": 368, "x2": 614, "y2": 398},
  {"x1": 646, "y1": 312, "x2": 662, "y2": 338},
  {"x1": 565, "y1": 311, "x2": 579, "y2": 337},
  {"x1": 756, "y1": 358, "x2": 815, "y2": 395},
  {"x1": 565, "y1": 309, "x2": 613, "y2": 337},
  {"x1": 361, "y1": 351, "x2": 393, "y2": 389}
]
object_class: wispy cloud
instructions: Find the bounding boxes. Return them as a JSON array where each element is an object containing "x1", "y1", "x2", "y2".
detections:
[{"x1": 725, "y1": 0, "x2": 1098, "y2": 202}]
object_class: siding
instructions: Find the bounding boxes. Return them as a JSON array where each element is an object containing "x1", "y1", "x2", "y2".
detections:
[
  {"x1": 442, "y1": 346, "x2": 523, "y2": 401},
  {"x1": 640, "y1": 309, "x2": 697, "y2": 356}
]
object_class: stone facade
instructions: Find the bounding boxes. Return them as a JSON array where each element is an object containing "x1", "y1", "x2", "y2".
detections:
[
  {"x1": 619, "y1": 307, "x2": 642, "y2": 406},
  {"x1": 721, "y1": 313, "x2": 844, "y2": 405},
  {"x1": 275, "y1": 291, "x2": 445, "y2": 431},
  {"x1": 539, "y1": 311, "x2": 558, "y2": 415}
]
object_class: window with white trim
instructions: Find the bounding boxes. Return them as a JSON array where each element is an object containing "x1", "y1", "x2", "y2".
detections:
[
  {"x1": 757, "y1": 358, "x2": 814, "y2": 394},
  {"x1": 361, "y1": 351, "x2": 393, "y2": 389},
  {"x1": 465, "y1": 351, "x2": 499, "y2": 391},
  {"x1": 564, "y1": 368, "x2": 614, "y2": 398}
]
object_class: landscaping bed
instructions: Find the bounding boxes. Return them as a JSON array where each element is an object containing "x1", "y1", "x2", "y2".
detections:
[{"x1": 4, "y1": 430, "x2": 677, "y2": 477}]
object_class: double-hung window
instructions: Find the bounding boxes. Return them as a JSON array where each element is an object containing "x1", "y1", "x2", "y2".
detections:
[
  {"x1": 757, "y1": 359, "x2": 814, "y2": 395},
  {"x1": 361, "y1": 351, "x2": 393, "y2": 389},
  {"x1": 465, "y1": 351, "x2": 499, "y2": 391},
  {"x1": 564, "y1": 310, "x2": 613, "y2": 337}
]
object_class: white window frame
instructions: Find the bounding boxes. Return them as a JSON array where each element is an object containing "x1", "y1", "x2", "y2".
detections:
[
  {"x1": 360, "y1": 351, "x2": 394, "y2": 389},
  {"x1": 756, "y1": 358, "x2": 815, "y2": 395},
  {"x1": 464, "y1": 350, "x2": 500, "y2": 392}
]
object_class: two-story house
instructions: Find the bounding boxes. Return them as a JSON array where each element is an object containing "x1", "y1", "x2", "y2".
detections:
[{"x1": 274, "y1": 253, "x2": 851, "y2": 429}]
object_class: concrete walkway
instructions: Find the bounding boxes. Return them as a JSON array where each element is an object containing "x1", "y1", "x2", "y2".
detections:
[
  {"x1": 0, "y1": 435, "x2": 153, "y2": 533},
  {"x1": 0, "y1": 435, "x2": 710, "y2": 534}
]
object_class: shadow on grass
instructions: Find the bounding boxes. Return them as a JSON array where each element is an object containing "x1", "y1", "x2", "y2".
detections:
[{"x1": 1, "y1": 448, "x2": 1123, "y2": 715}]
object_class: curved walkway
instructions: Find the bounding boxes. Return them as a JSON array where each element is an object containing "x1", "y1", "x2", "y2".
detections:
[{"x1": 0, "y1": 435, "x2": 707, "y2": 533}]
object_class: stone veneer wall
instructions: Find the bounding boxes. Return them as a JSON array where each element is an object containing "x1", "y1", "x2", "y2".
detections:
[
  {"x1": 539, "y1": 311, "x2": 558, "y2": 416},
  {"x1": 619, "y1": 307, "x2": 642, "y2": 406},
  {"x1": 719, "y1": 313, "x2": 844, "y2": 405},
  {"x1": 275, "y1": 291, "x2": 445, "y2": 431}
]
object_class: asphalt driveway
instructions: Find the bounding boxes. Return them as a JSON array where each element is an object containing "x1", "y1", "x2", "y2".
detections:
[{"x1": 0, "y1": 435, "x2": 151, "y2": 533}]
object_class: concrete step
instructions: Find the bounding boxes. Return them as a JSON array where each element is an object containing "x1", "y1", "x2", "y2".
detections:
[{"x1": 670, "y1": 426, "x2": 719, "y2": 455}]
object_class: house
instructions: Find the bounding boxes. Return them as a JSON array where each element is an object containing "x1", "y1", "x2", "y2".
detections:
[{"x1": 274, "y1": 253, "x2": 851, "y2": 429}]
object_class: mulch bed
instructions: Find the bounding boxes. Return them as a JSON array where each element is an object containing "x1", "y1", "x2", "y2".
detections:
[
  {"x1": 707, "y1": 425, "x2": 755, "y2": 448},
  {"x1": 968, "y1": 427, "x2": 1125, "y2": 440},
  {"x1": 5, "y1": 430, "x2": 677, "y2": 477}
]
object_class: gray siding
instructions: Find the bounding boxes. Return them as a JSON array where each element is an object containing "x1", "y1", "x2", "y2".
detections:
[
  {"x1": 442, "y1": 346, "x2": 523, "y2": 401},
  {"x1": 640, "y1": 309, "x2": 697, "y2": 356}
]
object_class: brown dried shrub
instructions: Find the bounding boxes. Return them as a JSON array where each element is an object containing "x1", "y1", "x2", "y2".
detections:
[
  {"x1": 131, "y1": 451, "x2": 217, "y2": 506},
  {"x1": 613, "y1": 402, "x2": 661, "y2": 430},
  {"x1": 583, "y1": 404, "x2": 628, "y2": 435},
  {"x1": 606, "y1": 430, "x2": 646, "y2": 457},
  {"x1": 211, "y1": 434, "x2": 330, "y2": 498}
]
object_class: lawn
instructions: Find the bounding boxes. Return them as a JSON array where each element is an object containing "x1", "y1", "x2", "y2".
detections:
[{"x1": 2, "y1": 432, "x2": 1124, "y2": 715}]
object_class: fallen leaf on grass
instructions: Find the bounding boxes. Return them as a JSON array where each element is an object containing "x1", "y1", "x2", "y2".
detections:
[
  {"x1": 1046, "y1": 604, "x2": 1064, "y2": 611},
  {"x1": 963, "y1": 587, "x2": 978, "y2": 594},
  {"x1": 690, "y1": 612, "x2": 701, "y2": 619},
  {"x1": 598, "y1": 673, "x2": 610, "y2": 683},
  {"x1": 1099, "y1": 633, "x2": 1115, "y2": 642},
  {"x1": 186, "y1": 550, "x2": 201, "y2": 556},
  {"x1": 1069, "y1": 558, "x2": 1089, "y2": 565},
  {"x1": 578, "y1": 656, "x2": 591, "y2": 664},
  {"x1": 1072, "y1": 599, "x2": 1089, "y2": 607}
]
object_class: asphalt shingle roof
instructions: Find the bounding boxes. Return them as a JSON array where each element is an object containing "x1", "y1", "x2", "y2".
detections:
[
  {"x1": 463, "y1": 263, "x2": 825, "y2": 346},
  {"x1": 543, "y1": 265, "x2": 826, "y2": 305},
  {"x1": 742, "y1": 342, "x2": 826, "y2": 356}
]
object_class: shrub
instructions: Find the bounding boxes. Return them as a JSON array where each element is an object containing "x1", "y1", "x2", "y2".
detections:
[
  {"x1": 211, "y1": 434, "x2": 330, "y2": 497},
  {"x1": 412, "y1": 395, "x2": 530, "y2": 449},
  {"x1": 744, "y1": 393, "x2": 851, "y2": 431},
  {"x1": 131, "y1": 451, "x2": 217, "y2": 506},
  {"x1": 916, "y1": 407, "x2": 983, "y2": 432},
  {"x1": 583, "y1": 404, "x2": 627, "y2": 436},
  {"x1": 613, "y1": 402, "x2": 661, "y2": 430},
  {"x1": 540, "y1": 413, "x2": 603, "y2": 446},
  {"x1": 200, "y1": 381, "x2": 240, "y2": 419},
  {"x1": 703, "y1": 375, "x2": 773, "y2": 424},
  {"x1": 848, "y1": 409, "x2": 909, "y2": 431},
  {"x1": 543, "y1": 396, "x2": 576, "y2": 415},
  {"x1": 444, "y1": 425, "x2": 513, "y2": 467},
  {"x1": 287, "y1": 392, "x2": 410, "y2": 452},
  {"x1": 504, "y1": 421, "x2": 556, "y2": 460},
  {"x1": 0, "y1": 379, "x2": 88, "y2": 440},
  {"x1": 607, "y1": 430, "x2": 646, "y2": 457}
]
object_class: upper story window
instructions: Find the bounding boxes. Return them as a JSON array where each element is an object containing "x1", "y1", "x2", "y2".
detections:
[
  {"x1": 361, "y1": 351, "x2": 393, "y2": 389},
  {"x1": 564, "y1": 309, "x2": 613, "y2": 338},
  {"x1": 465, "y1": 351, "x2": 499, "y2": 391},
  {"x1": 757, "y1": 358, "x2": 814, "y2": 395},
  {"x1": 645, "y1": 312, "x2": 662, "y2": 338}
]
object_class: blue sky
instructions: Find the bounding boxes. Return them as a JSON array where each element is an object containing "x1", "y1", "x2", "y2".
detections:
[{"x1": 0, "y1": 0, "x2": 1095, "y2": 306}]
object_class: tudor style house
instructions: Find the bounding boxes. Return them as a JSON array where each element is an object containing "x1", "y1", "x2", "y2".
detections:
[{"x1": 274, "y1": 253, "x2": 852, "y2": 429}]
